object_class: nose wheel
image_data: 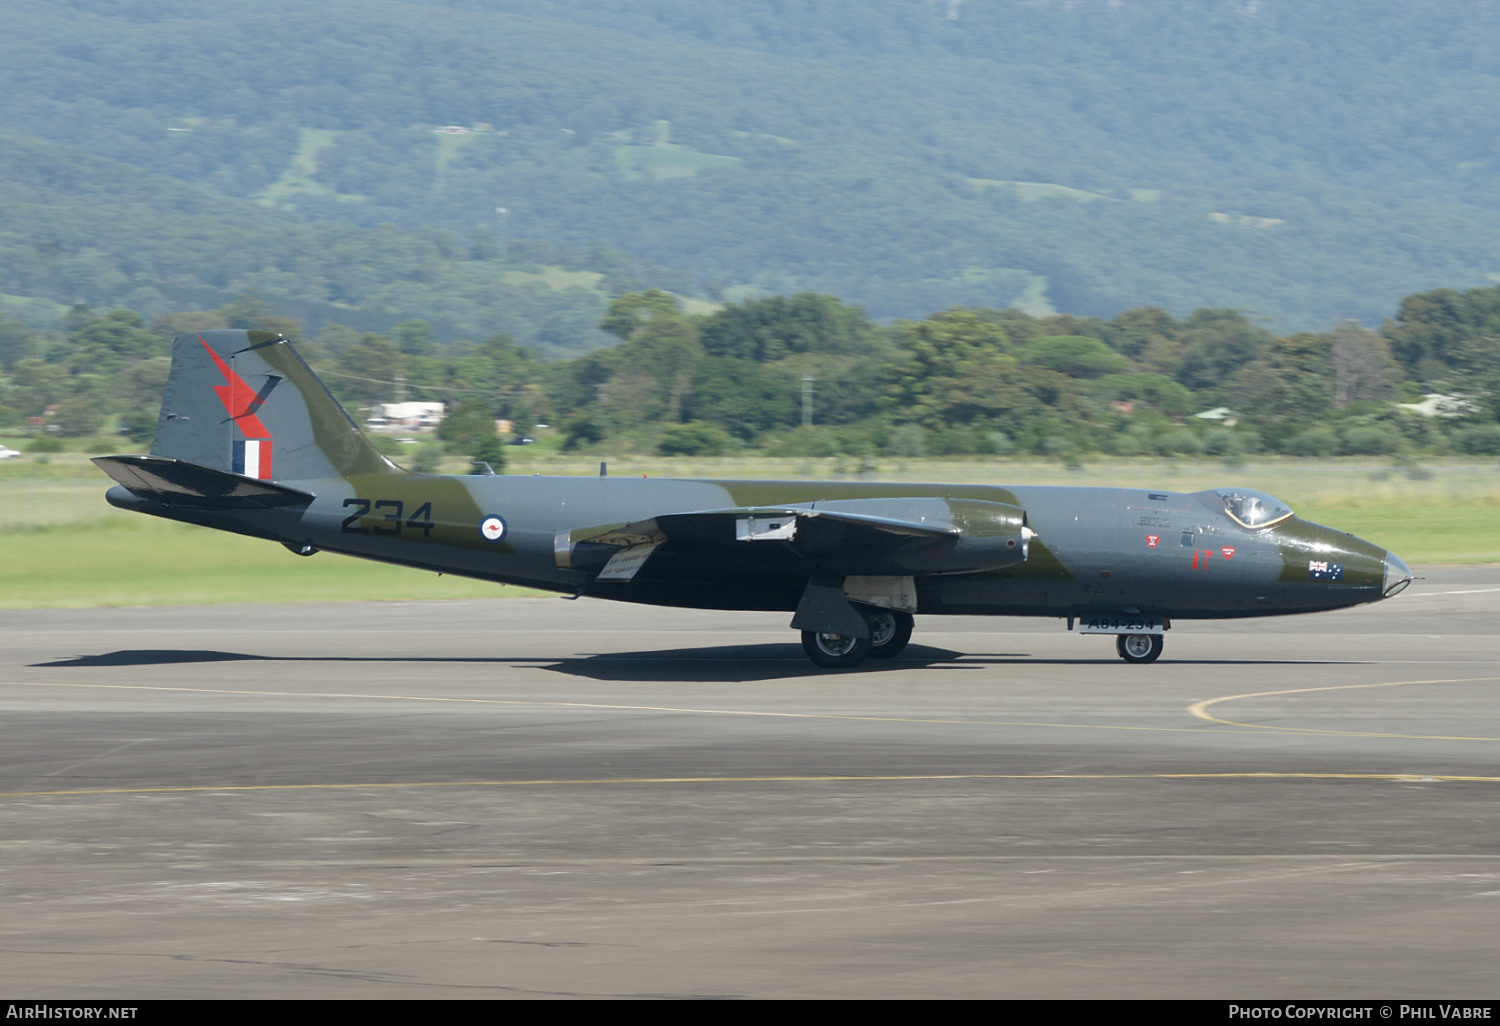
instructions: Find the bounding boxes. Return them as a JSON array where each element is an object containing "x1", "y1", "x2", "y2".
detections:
[{"x1": 1116, "y1": 633, "x2": 1164, "y2": 663}]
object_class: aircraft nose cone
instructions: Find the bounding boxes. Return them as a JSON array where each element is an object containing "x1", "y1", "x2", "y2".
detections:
[{"x1": 1382, "y1": 552, "x2": 1413, "y2": 598}]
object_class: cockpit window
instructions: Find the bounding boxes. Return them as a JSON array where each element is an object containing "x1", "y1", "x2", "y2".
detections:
[{"x1": 1216, "y1": 489, "x2": 1293, "y2": 529}]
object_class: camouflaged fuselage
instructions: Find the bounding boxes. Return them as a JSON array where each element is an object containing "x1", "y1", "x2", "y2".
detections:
[{"x1": 107, "y1": 472, "x2": 1402, "y2": 622}]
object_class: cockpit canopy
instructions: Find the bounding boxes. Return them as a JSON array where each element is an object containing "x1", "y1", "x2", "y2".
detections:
[{"x1": 1216, "y1": 488, "x2": 1293, "y2": 529}]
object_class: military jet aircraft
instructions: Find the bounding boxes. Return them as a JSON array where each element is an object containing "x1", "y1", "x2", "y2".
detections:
[{"x1": 94, "y1": 331, "x2": 1413, "y2": 668}]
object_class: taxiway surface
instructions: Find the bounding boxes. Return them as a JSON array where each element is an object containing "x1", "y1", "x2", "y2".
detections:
[{"x1": 3, "y1": 568, "x2": 1499, "y2": 998}]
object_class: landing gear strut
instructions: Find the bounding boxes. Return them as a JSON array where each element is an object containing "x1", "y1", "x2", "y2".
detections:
[
  {"x1": 801, "y1": 608, "x2": 914, "y2": 669},
  {"x1": 1116, "y1": 633, "x2": 1164, "y2": 663}
]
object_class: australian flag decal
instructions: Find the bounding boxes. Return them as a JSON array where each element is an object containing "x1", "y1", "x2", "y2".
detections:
[{"x1": 1308, "y1": 560, "x2": 1344, "y2": 581}]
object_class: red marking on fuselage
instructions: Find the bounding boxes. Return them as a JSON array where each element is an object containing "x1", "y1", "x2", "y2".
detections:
[
  {"x1": 199, "y1": 336, "x2": 271, "y2": 440},
  {"x1": 1221, "y1": 546, "x2": 1236, "y2": 559},
  {"x1": 1146, "y1": 534, "x2": 1159, "y2": 548}
]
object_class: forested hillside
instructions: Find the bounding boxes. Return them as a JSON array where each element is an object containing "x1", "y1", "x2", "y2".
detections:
[
  {"x1": 4, "y1": 0, "x2": 1500, "y2": 333},
  {"x1": 0, "y1": 133, "x2": 684, "y2": 356}
]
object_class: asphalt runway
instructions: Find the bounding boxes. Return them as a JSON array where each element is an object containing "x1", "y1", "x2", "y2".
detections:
[{"x1": 3, "y1": 567, "x2": 1500, "y2": 998}]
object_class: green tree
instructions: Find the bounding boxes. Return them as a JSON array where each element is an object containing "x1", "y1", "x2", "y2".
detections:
[
  {"x1": 659, "y1": 421, "x2": 732, "y2": 456},
  {"x1": 1018, "y1": 335, "x2": 1132, "y2": 378},
  {"x1": 684, "y1": 358, "x2": 798, "y2": 438},
  {"x1": 1331, "y1": 323, "x2": 1398, "y2": 405},
  {"x1": 1164, "y1": 310, "x2": 1275, "y2": 392},
  {"x1": 880, "y1": 308, "x2": 1091, "y2": 451},
  {"x1": 612, "y1": 311, "x2": 704, "y2": 423},
  {"x1": 884, "y1": 309, "x2": 1016, "y2": 423},
  {"x1": 51, "y1": 395, "x2": 104, "y2": 437},
  {"x1": 314, "y1": 323, "x2": 362, "y2": 358},
  {"x1": 1098, "y1": 307, "x2": 1180, "y2": 362},
  {"x1": 439, "y1": 398, "x2": 507, "y2": 473},
  {"x1": 219, "y1": 294, "x2": 303, "y2": 343},
  {"x1": 467, "y1": 434, "x2": 508, "y2": 474},
  {"x1": 0, "y1": 315, "x2": 37, "y2": 369},
  {"x1": 1078, "y1": 372, "x2": 1196, "y2": 415},
  {"x1": 1383, "y1": 284, "x2": 1500, "y2": 380},
  {"x1": 561, "y1": 411, "x2": 607, "y2": 450},
  {"x1": 148, "y1": 310, "x2": 227, "y2": 341},
  {"x1": 333, "y1": 334, "x2": 405, "y2": 405},
  {"x1": 62, "y1": 304, "x2": 95, "y2": 334},
  {"x1": 599, "y1": 290, "x2": 681, "y2": 341},
  {"x1": 219, "y1": 294, "x2": 273, "y2": 330},
  {"x1": 394, "y1": 319, "x2": 436, "y2": 357},
  {"x1": 73, "y1": 310, "x2": 161, "y2": 364},
  {"x1": 698, "y1": 293, "x2": 877, "y2": 362},
  {"x1": 438, "y1": 398, "x2": 497, "y2": 447},
  {"x1": 7, "y1": 359, "x2": 67, "y2": 417},
  {"x1": 1445, "y1": 335, "x2": 1500, "y2": 420}
]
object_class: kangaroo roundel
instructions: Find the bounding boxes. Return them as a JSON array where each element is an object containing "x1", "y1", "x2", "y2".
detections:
[{"x1": 480, "y1": 515, "x2": 506, "y2": 542}]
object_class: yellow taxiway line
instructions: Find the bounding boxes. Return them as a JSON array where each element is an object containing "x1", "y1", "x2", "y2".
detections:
[
  {"x1": 2, "y1": 771, "x2": 1496, "y2": 800},
  {"x1": 1187, "y1": 676, "x2": 1500, "y2": 740}
]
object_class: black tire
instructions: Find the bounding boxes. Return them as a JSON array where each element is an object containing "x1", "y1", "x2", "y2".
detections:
[
  {"x1": 801, "y1": 630, "x2": 872, "y2": 669},
  {"x1": 866, "y1": 609, "x2": 914, "y2": 659},
  {"x1": 1116, "y1": 633, "x2": 1164, "y2": 664}
]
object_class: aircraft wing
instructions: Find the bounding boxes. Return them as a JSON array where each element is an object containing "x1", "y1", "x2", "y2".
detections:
[
  {"x1": 93, "y1": 454, "x2": 316, "y2": 510},
  {"x1": 657, "y1": 505, "x2": 959, "y2": 541},
  {"x1": 556, "y1": 501, "x2": 1027, "y2": 581}
]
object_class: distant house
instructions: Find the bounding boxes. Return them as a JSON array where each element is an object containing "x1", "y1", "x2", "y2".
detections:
[
  {"x1": 1398, "y1": 393, "x2": 1477, "y2": 418},
  {"x1": 372, "y1": 401, "x2": 446, "y2": 433},
  {"x1": 1193, "y1": 406, "x2": 1238, "y2": 427}
]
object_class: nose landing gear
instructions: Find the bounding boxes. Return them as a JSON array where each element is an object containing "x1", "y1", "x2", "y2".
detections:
[{"x1": 1116, "y1": 633, "x2": 1164, "y2": 663}]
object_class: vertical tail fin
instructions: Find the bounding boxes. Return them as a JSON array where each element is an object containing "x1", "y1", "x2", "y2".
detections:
[{"x1": 150, "y1": 330, "x2": 403, "y2": 481}]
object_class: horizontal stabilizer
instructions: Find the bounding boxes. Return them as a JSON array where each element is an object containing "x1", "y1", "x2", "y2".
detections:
[{"x1": 92, "y1": 455, "x2": 316, "y2": 510}]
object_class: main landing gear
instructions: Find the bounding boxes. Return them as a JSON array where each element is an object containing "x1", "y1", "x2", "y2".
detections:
[
  {"x1": 801, "y1": 608, "x2": 914, "y2": 669},
  {"x1": 1116, "y1": 633, "x2": 1164, "y2": 664}
]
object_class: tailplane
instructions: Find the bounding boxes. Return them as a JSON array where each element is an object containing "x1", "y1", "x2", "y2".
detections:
[
  {"x1": 93, "y1": 454, "x2": 316, "y2": 510},
  {"x1": 147, "y1": 330, "x2": 401, "y2": 482}
]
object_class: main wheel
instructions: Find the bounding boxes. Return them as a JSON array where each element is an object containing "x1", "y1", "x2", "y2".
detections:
[
  {"x1": 1116, "y1": 633, "x2": 1164, "y2": 664},
  {"x1": 866, "y1": 609, "x2": 914, "y2": 659},
  {"x1": 801, "y1": 630, "x2": 872, "y2": 669}
]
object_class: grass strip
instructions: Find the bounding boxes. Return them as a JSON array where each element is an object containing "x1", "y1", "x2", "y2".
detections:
[{"x1": 0, "y1": 519, "x2": 549, "y2": 609}]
